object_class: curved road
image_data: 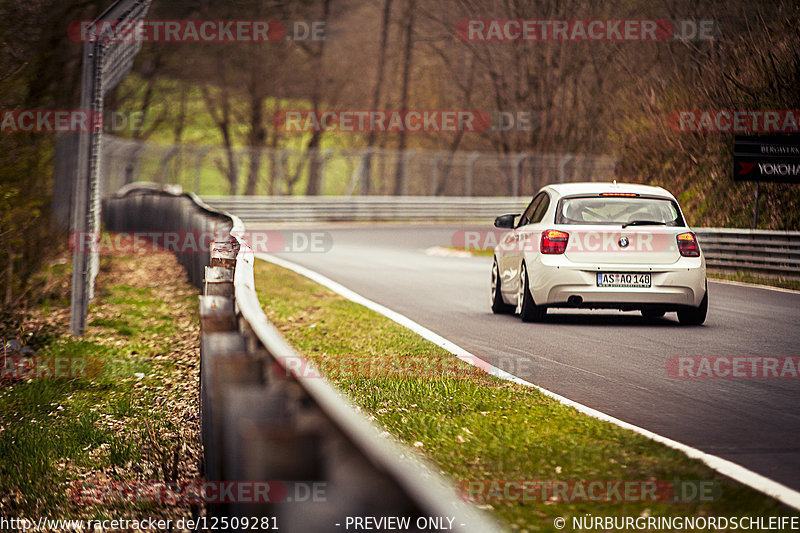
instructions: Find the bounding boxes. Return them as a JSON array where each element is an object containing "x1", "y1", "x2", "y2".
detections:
[{"x1": 250, "y1": 223, "x2": 800, "y2": 492}]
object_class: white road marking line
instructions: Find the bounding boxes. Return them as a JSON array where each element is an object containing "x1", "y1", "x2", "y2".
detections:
[
  {"x1": 709, "y1": 278, "x2": 800, "y2": 295},
  {"x1": 256, "y1": 252, "x2": 800, "y2": 511}
]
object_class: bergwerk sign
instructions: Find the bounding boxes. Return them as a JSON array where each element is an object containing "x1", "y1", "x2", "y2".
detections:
[{"x1": 734, "y1": 134, "x2": 800, "y2": 183}]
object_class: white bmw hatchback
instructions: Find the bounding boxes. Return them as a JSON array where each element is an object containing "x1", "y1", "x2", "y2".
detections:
[{"x1": 491, "y1": 182, "x2": 707, "y2": 324}]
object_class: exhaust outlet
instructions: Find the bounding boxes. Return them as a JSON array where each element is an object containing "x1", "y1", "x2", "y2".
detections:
[{"x1": 567, "y1": 295, "x2": 583, "y2": 307}]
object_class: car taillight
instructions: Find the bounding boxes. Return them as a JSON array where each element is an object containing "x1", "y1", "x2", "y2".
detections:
[
  {"x1": 541, "y1": 230, "x2": 569, "y2": 254},
  {"x1": 677, "y1": 232, "x2": 700, "y2": 257}
]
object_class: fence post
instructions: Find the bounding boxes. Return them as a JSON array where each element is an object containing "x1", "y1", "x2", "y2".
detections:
[
  {"x1": 465, "y1": 152, "x2": 480, "y2": 196},
  {"x1": 156, "y1": 145, "x2": 180, "y2": 186},
  {"x1": 398, "y1": 149, "x2": 416, "y2": 196},
  {"x1": 430, "y1": 153, "x2": 444, "y2": 196},
  {"x1": 512, "y1": 153, "x2": 528, "y2": 197},
  {"x1": 558, "y1": 153, "x2": 574, "y2": 183},
  {"x1": 193, "y1": 146, "x2": 212, "y2": 193},
  {"x1": 124, "y1": 142, "x2": 146, "y2": 186},
  {"x1": 753, "y1": 182, "x2": 760, "y2": 230},
  {"x1": 358, "y1": 147, "x2": 376, "y2": 196},
  {"x1": 319, "y1": 149, "x2": 334, "y2": 195}
]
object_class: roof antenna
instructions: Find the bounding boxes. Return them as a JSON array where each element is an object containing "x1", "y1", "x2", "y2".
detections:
[{"x1": 612, "y1": 179, "x2": 617, "y2": 187}]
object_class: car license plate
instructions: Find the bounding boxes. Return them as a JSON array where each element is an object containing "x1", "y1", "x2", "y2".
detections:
[{"x1": 597, "y1": 272, "x2": 651, "y2": 287}]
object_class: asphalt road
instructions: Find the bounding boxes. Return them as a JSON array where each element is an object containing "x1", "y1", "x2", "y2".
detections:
[{"x1": 251, "y1": 223, "x2": 800, "y2": 492}]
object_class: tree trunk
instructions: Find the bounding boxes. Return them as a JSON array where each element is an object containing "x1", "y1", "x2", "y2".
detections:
[
  {"x1": 361, "y1": 0, "x2": 393, "y2": 195},
  {"x1": 393, "y1": 0, "x2": 415, "y2": 195},
  {"x1": 305, "y1": 0, "x2": 332, "y2": 196}
]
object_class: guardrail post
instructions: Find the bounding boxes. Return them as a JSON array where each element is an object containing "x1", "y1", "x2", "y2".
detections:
[
  {"x1": 204, "y1": 266, "x2": 234, "y2": 297},
  {"x1": 199, "y1": 296, "x2": 236, "y2": 333},
  {"x1": 199, "y1": 331, "x2": 245, "y2": 476},
  {"x1": 210, "y1": 243, "x2": 237, "y2": 270}
]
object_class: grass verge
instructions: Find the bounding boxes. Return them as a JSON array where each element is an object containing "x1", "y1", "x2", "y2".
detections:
[
  {"x1": 0, "y1": 250, "x2": 200, "y2": 522},
  {"x1": 254, "y1": 259, "x2": 798, "y2": 532},
  {"x1": 707, "y1": 271, "x2": 800, "y2": 292}
]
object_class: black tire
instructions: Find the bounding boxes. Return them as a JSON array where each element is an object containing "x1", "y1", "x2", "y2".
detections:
[
  {"x1": 516, "y1": 263, "x2": 547, "y2": 322},
  {"x1": 678, "y1": 290, "x2": 708, "y2": 325},
  {"x1": 491, "y1": 258, "x2": 515, "y2": 314},
  {"x1": 641, "y1": 309, "x2": 666, "y2": 320}
]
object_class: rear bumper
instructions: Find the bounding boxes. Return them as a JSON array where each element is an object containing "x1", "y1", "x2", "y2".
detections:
[{"x1": 528, "y1": 256, "x2": 706, "y2": 309}]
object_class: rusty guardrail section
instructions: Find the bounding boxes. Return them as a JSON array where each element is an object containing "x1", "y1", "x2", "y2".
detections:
[{"x1": 103, "y1": 185, "x2": 500, "y2": 532}]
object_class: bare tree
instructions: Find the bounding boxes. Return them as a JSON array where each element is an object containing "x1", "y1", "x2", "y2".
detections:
[
  {"x1": 360, "y1": 0, "x2": 394, "y2": 194},
  {"x1": 392, "y1": 0, "x2": 416, "y2": 195}
]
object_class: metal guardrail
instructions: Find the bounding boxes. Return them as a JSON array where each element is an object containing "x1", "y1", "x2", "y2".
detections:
[
  {"x1": 103, "y1": 186, "x2": 500, "y2": 532},
  {"x1": 203, "y1": 196, "x2": 530, "y2": 223},
  {"x1": 203, "y1": 196, "x2": 800, "y2": 279},
  {"x1": 103, "y1": 184, "x2": 231, "y2": 288},
  {"x1": 694, "y1": 228, "x2": 800, "y2": 280}
]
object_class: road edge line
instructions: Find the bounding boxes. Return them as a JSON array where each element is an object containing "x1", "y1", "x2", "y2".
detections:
[
  {"x1": 709, "y1": 278, "x2": 800, "y2": 294},
  {"x1": 256, "y1": 252, "x2": 800, "y2": 511}
]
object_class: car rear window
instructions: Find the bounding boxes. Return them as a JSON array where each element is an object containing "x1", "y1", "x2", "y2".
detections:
[{"x1": 556, "y1": 196, "x2": 684, "y2": 226}]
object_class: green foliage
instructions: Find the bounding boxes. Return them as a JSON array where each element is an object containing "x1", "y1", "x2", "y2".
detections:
[
  {"x1": 0, "y1": 0, "x2": 93, "y2": 316},
  {"x1": 0, "y1": 138, "x2": 60, "y2": 317},
  {"x1": 0, "y1": 251, "x2": 199, "y2": 517}
]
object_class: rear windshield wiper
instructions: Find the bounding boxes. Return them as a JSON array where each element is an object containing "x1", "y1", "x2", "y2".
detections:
[{"x1": 621, "y1": 220, "x2": 667, "y2": 228}]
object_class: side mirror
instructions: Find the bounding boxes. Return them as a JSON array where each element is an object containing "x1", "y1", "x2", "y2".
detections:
[{"x1": 494, "y1": 214, "x2": 518, "y2": 229}]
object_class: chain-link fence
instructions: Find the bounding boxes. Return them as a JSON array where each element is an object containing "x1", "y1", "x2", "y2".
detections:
[
  {"x1": 68, "y1": 0, "x2": 152, "y2": 336},
  {"x1": 97, "y1": 134, "x2": 618, "y2": 198},
  {"x1": 60, "y1": 121, "x2": 616, "y2": 334}
]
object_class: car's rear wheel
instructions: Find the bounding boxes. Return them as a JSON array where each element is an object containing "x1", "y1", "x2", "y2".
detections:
[
  {"x1": 677, "y1": 290, "x2": 708, "y2": 325},
  {"x1": 516, "y1": 263, "x2": 546, "y2": 322},
  {"x1": 491, "y1": 258, "x2": 514, "y2": 314}
]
